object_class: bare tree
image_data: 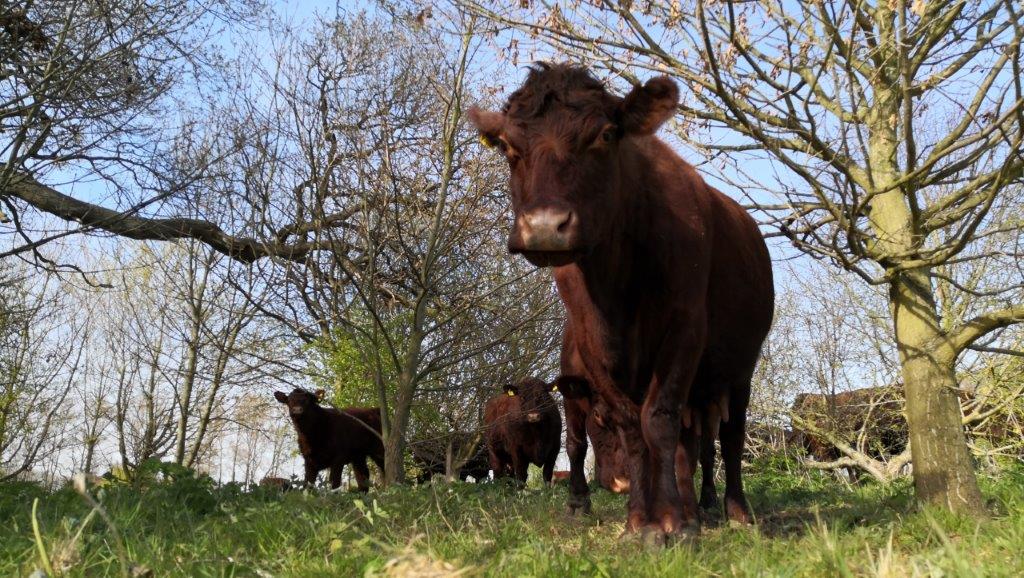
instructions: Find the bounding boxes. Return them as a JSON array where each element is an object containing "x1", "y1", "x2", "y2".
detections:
[
  {"x1": 460, "y1": 0, "x2": 1024, "y2": 516},
  {"x1": 0, "y1": 263, "x2": 82, "y2": 480}
]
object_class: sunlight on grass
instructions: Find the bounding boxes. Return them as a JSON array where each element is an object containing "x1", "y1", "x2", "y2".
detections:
[{"x1": 2, "y1": 462, "x2": 1022, "y2": 577}]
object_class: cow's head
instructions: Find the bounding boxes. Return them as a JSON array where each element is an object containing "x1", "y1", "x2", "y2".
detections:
[
  {"x1": 550, "y1": 375, "x2": 591, "y2": 400},
  {"x1": 273, "y1": 388, "x2": 325, "y2": 416},
  {"x1": 503, "y1": 377, "x2": 554, "y2": 423},
  {"x1": 469, "y1": 63, "x2": 679, "y2": 267}
]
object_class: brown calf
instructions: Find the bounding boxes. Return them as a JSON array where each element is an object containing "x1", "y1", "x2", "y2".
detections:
[
  {"x1": 274, "y1": 388, "x2": 384, "y2": 491},
  {"x1": 470, "y1": 63, "x2": 774, "y2": 541},
  {"x1": 258, "y1": 476, "x2": 292, "y2": 491},
  {"x1": 483, "y1": 377, "x2": 561, "y2": 484}
]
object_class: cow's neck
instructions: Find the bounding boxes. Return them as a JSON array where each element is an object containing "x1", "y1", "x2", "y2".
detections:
[
  {"x1": 290, "y1": 407, "x2": 328, "y2": 445},
  {"x1": 578, "y1": 139, "x2": 665, "y2": 314}
]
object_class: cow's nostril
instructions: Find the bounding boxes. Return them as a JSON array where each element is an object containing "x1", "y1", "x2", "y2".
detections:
[{"x1": 556, "y1": 211, "x2": 574, "y2": 234}]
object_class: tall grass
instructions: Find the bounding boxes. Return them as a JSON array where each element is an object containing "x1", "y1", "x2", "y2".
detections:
[{"x1": 2, "y1": 459, "x2": 1022, "y2": 577}]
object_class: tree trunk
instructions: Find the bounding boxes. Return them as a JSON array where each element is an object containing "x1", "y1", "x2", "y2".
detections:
[{"x1": 890, "y1": 272, "x2": 986, "y2": 515}]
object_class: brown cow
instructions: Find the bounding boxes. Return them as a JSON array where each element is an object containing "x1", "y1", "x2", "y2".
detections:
[
  {"x1": 274, "y1": 388, "x2": 385, "y2": 491},
  {"x1": 258, "y1": 476, "x2": 292, "y2": 491},
  {"x1": 483, "y1": 377, "x2": 562, "y2": 484},
  {"x1": 470, "y1": 63, "x2": 774, "y2": 541}
]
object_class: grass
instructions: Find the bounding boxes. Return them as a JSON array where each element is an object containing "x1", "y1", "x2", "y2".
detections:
[{"x1": 2, "y1": 457, "x2": 1023, "y2": 577}]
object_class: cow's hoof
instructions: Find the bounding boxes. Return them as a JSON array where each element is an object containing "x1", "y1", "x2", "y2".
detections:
[
  {"x1": 727, "y1": 518, "x2": 754, "y2": 529},
  {"x1": 566, "y1": 495, "x2": 592, "y2": 517}
]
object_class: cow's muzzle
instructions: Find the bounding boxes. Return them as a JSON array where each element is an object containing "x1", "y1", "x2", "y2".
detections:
[{"x1": 509, "y1": 207, "x2": 580, "y2": 267}]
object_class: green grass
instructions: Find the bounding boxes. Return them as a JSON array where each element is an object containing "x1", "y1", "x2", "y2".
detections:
[{"x1": 2, "y1": 459, "x2": 1023, "y2": 577}]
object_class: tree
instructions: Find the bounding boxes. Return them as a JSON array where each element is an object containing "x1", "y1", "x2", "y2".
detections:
[
  {"x1": 0, "y1": 0, "x2": 330, "y2": 270},
  {"x1": 220, "y1": 12, "x2": 560, "y2": 485},
  {"x1": 459, "y1": 0, "x2": 1024, "y2": 515}
]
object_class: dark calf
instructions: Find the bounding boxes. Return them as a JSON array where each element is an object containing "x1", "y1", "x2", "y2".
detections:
[
  {"x1": 274, "y1": 388, "x2": 384, "y2": 491},
  {"x1": 483, "y1": 377, "x2": 561, "y2": 484},
  {"x1": 258, "y1": 476, "x2": 292, "y2": 491}
]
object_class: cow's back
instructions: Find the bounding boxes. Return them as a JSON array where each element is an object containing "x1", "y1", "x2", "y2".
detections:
[{"x1": 326, "y1": 406, "x2": 384, "y2": 462}]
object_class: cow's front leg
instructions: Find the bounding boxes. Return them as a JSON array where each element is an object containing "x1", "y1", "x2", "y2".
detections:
[
  {"x1": 643, "y1": 319, "x2": 706, "y2": 543},
  {"x1": 512, "y1": 452, "x2": 529, "y2": 486},
  {"x1": 303, "y1": 459, "x2": 319, "y2": 488},
  {"x1": 619, "y1": 418, "x2": 651, "y2": 533},
  {"x1": 564, "y1": 398, "x2": 592, "y2": 515}
]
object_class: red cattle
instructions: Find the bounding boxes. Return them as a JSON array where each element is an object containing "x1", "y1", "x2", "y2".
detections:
[
  {"x1": 483, "y1": 377, "x2": 562, "y2": 484},
  {"x1": 470, "y1": 63, "x2": 774, "y2": 542},
  {"x1": 273, "y1": 388, "x2": 385, "y2": 491},
  {"x1": 552, "y1": 470, "x2": 571, "y2": 483},
  {"x1": 258, "y1": 476, "x2": 292, "y2": 491}
]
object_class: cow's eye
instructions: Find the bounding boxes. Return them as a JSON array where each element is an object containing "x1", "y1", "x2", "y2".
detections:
[{"x1": 594, "y1": 125, "x2": 617, "y2": 147}]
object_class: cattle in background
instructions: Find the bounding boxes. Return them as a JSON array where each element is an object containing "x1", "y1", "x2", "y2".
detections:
[
  {"x1": 470, "y1": 63, "x2": 774, "y2": 540},
  {"x1": 273, "y1": 388, "x2": 385, "y2": 491},
  {"x1": 258, "y1": 476, "x2": 292, "y2": 491},
  {"x1": 789, "y1": 386, "x2": 908, "y2": 468},
  {"x1": 483, "y1": 377, "x2": 561, "y2": 484},
  {"x1": 409, "y1": 432, "x2": 490, "y2": 483}
]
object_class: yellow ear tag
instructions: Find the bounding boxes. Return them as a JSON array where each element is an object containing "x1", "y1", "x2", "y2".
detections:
[
  {"x1": 507, "y1": 390, "x2": 515, "y2": 397},
  {"x1": 551, "y1": 385, "x2": 558, "y2": 392},
  {"x1": 479, "y1": 134, "x2": 496, "y2": 148}
]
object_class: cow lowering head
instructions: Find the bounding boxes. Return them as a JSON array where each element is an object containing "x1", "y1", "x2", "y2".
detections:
[
  {"x1": 273, "y1": 388, "x2": 325, "y2": 416},
  {"x1": 504, "y1": 377, "x2": 555, "y2": 424},
  {"x1": 469, "y1": 63, "x2": 679, "y2": 267}
]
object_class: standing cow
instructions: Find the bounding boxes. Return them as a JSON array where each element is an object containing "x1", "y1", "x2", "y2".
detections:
[
  {"x1": 483, "y1": 377, "x2": 561, "y2": 484},
  {"x1": 274, "y1": 388, "x2": 385, "y2": 491},
  {"x1": 470, "y1": 63, "x2": 774, "y2": 542}
]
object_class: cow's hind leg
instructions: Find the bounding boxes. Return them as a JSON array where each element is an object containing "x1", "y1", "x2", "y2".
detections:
[
  {"x1": 352, "y1": 459, "x2": 371, "y2": 492},
  {"x1": 674, "y1": 418, "x2": 701, "y2": 529},
  {"x1": 699, "y1": 408, "x2": 721, "y2": 514},
  {"x1": 720, "y1": 382, "x2": 752, "y2": 524},
  {"x1": 329, "y1": 464, "x2": 344, "y2": 490}
]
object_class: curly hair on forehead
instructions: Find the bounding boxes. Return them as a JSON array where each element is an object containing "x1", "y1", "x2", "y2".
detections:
[{"x1": 502, "y1": 62, "x2": 617, "y2": 120}]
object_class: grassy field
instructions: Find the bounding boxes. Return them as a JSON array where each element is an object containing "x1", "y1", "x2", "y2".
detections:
[{"x1": 2, "y1": 458, "x2": 1023, "y2": 577}]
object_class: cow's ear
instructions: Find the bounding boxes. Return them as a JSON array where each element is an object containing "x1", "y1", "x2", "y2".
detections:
[
  {"x1": 554, "y1": 376, "x2": 589, "y2": 397},
  {"x1": 314, "y1": 389, "x2": 326, "y2": 401},
  {"x1": 273, "y1": 391, "x2": 288, "y2": 404},
  {"x1": 503, "y1": 384, "x2": 518, "y2": 397},
  {"x1": 618, "y1": 76, "x2": 679, "y2": 136},
  {"x1": 467, "y1": 107, "x2": 506, "y2": 149}
]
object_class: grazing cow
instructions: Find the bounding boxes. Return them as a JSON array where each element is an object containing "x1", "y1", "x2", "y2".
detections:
[
  {"x1": 470, "y1": 63, "x2": 774, "y2": 541},
  {"x1": 258, "y1": 476, "x2": 292, "y2": 491},
  {"x1": 554, "y1": 322, "x2": 630, "y2": 515},
  {"x1": 483, "y1": 377, "x2": 562, "y2": 484},
  {"x1": 273, "y1": 388, "x2": 385, "y2": 491},
  {"x1": 410, "y1": 432, "x2": 490, "y2": 483}
]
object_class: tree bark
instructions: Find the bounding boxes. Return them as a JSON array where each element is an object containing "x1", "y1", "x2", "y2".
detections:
[{"x1": 891, "y1": 272, "x2": 986, "y2": 515}]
